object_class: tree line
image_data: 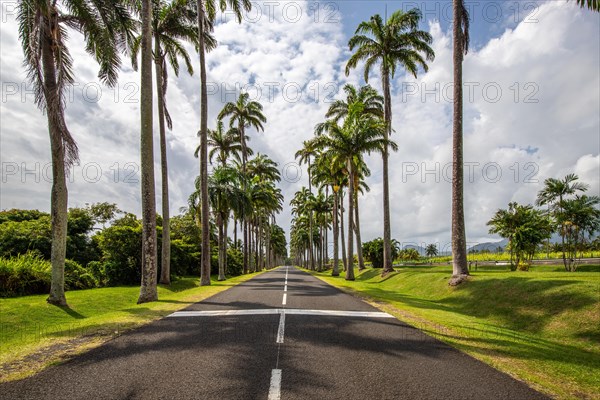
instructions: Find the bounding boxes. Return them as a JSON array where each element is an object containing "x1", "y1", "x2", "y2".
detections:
[{"x1": 16, "y1": 0, "x2": 598, "y2": 304}]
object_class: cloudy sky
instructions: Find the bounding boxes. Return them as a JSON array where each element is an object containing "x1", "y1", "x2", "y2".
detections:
[{"x1": 1, "y1": 0, "x2": 598, "y2": 251}]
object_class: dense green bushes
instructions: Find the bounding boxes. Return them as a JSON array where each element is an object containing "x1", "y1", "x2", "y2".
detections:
[
  {"x1": 362, "y1": 238, "x2": 400, "y2": 268},
  {"x1": 0, "y1": 253, "x2": 97, "y2": 297}
]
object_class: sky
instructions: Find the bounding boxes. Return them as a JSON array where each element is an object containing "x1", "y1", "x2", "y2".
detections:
[{"x1": 0, "y1": 0, "x2": 599, "y2": 252}]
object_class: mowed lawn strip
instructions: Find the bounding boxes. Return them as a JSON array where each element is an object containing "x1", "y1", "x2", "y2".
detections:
[
  {"x1": 305, "y1": 265, "x2": 600, "y2": 400},
  {"x1": 0, "y1": 271, "x2": 265, "y2": 381}
]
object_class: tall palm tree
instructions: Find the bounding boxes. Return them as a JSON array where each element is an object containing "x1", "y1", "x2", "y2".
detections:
[
  {"x1": 197, "y1": 0, "x2": 252, "y2": 285},
  {"x1": 311, "y1": 152, "x2": 345, "y2": 276},
  {"x1": 132, "y1": 0, "x2": 203, "y2": 285},
  {"x1": 218, "y1": 93, "x2": 266, "y2": 274},
  {"x1": 208, "y1": 166, "x2": 248, "y2": 280},
  {"x1": 138, "y1": 0, "x2": 158, "y2": 302},
  {"x1": 448, "y1": 0, "x2": 471, "y2": 285},
  {"x1": 346, "y1": 9, "x2": 434, "y2": 275},
  {"x1": 315, "y1": 114, "x2": 396, "y2": 281},
  {"x1": 295, "y1": 140, "x2": 318, "y2": 270},
  {"x1": 17, "y1": 0, "x2": 134, "y2": 305},
  {"x1": 536, "y1": 174, "x2": 589, "y2": 270}
]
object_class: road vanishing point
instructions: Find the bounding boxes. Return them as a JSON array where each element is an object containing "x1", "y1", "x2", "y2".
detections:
[{"x1": 2, "y1": 267, "x2": 550, "y2": 399}]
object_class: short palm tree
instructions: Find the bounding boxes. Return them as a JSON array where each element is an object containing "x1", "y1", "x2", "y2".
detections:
[
  {"x1": 346, "y1": 8, "x2": 434, "y2": 275},
  {"x1": 17, "y1": 0, "x2": 135, "y2": 305},
  {"x1": 536, "y1": 174, "x2": 589, "y2": 270}
]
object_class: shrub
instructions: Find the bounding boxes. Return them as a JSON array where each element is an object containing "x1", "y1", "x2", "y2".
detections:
[
  {"x1": 362, "y1": 238, "x2": 400, "y2": 268},
  {"x1": 226, "y1": 247, "x2": 243, "y2": 276},
  {"x1": 0, "y1": 253, "x2": 98, "y2": 297},
  {"x1": 0, "y1": 253, "x2": 51, "y2": 297}
]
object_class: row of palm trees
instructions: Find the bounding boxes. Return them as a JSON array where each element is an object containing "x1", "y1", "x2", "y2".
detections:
[
  {"x1": 189, "y1": 95, "x2": 285, "y2": 279},
  {"x1": 19, "y1": 0, "x2": 598, "y2": 305}
]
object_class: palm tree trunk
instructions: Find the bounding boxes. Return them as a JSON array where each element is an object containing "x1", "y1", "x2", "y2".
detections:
[
  {"x1": 308, "y1": 166, "x2": 315, "y2": 270},
  {"x1": 340, "y1": 189, "x2": 347, "y2": 271},
  {"x1": 346, "y1": 162, "x2": 355, "y2": 281},
  {"x1": 450, "y1": 0, "x2": 469, "y2": 283},
  {"x1": 224, "y1": 217, "x2": 229, "y2": 275},
  {"x1": 240, "y1": 124, "x2": 249, "y2": 274},
  {"x1": 354, "y1": 194, "x2": 365, "y2": 270},
  {"x1": 217, "y1": 212, "x2": 225, "y2": 281},
  {"x1": 325, "y1": 185, "x2": 329, "y2": 264},
  {"x1": 198, "y1": 0, "x2": 211, "y2": 286},
  {"x1": 381, "y1": 70, "x2": 394, "y2": 275},
  {"x1": 155, "y1": 44, "x2": 170, "y2": 286},
  {"x1": 332, "y1": 188, "x2": 340, "y2": 276},
  {"x1": 138, "y1": 0, "x2": 158, "y2": 302},
  {"x1": 234, "y1": 218, "x2": 238, "y2": 249},
  {"x1": 42, "y1": 29, "x2": 68, "y2": 306}
]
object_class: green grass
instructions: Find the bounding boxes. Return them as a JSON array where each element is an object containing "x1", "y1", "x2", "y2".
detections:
[
  {"x1": 306, "y1": 265, "x2": 600, "y2": 400},
  {"x1": 0, "y1": 272, "x2": 263, "y2": 380},
  {"x1": 427, "y1": 251, "x2": 600, "y2": 263}
]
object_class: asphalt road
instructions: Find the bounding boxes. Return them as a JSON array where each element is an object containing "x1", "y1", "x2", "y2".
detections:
[{"x1": 2, "y1": 267, "x2": 550, "y2": 400}]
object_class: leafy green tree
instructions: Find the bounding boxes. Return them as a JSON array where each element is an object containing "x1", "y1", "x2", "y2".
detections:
[
  {"x1": 346, "y1": 8, "x2": 434, "y2": 275},
  {"x1": 487, "y1": 203, "x2": 553, "y2": 270},
  {"x1": 362, "y1": 238, "x2": 399, "y2": 268},
  {"x1": 17, "y1": 0, "x2": 134, "y2": 305}
]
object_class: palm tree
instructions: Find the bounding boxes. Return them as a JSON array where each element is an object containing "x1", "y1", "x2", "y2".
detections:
[
  {"x1": 573, "y1": 0, "x2": 600, "y2": 11},
  {"x1": 346, "y1": 9, "x2": 434, "y2": 275},
  {"x1": 322, "y1": 84, "x2": 381, "y2": 272},
  {"x1": 138, "y1": 0, "x2": 159, "y2": 302},
  {"x1": 425, "y1": 243, "x2": 438, "y2": 258},
  {"x1": 17, "y1": 0, "x2": 134, "y2": 305},
  {"x1": 218, "y1": 93, "x2": 266, "y2": 273},
  {"x1": 132, "y1": 0, "x2": 203, "y2": 286},
  {"x1": 295, "y1": 140, "x2": 318, "y2": 270},
  {"x1": 311, "y1": 152, "x2": 345, "y2": 276},
  {"x1": 314, "y1": 114, "x2": 396, "y2": 281},
  {"x1": 449, "y1": 0, "x2": 471, "y2": 285},
  {"x1": 208, "y1": 166, "x2": 248, "y2": 280},
  {"x1": 536, "y1": 174, "x2": 589, "y2": 270},
  {"x1": 197, "y1": 0, "x2": 252, "y2": 286}
]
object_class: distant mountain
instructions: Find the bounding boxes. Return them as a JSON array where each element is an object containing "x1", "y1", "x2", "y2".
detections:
[
  {"x1": 403, "y1": 244, "x2": 426, "y2": 255},
  {"x1": 468, "y1": 239, "x2": 509, "y2": 253}
]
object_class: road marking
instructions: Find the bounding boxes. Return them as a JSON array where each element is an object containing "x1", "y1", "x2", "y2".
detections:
[
  {"x1": 284, "y1": 285, "x2": 287, "y2": 292},
  {"x1": 167, "y1": 309, "x2": 394, "y2": 318},
  {"x1": 276, "y1": 312, "x2": 285, "y2": 343},
  {"x1": 168, "y1": 309, "x2": 280, "y2": 317},
  {"x1": 268, "y1": 369, "x2": 282, "y2": 400},
  {"x1": 284, "y1": 309, "x2": 394, "y2": 318},
  {"x1": 282, "y1": 293, "x2": 287, "y2": 305}
]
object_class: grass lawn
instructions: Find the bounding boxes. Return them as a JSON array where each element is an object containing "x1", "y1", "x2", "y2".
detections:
[
  {"x1": 306, "y1": 264, "x2": 600, "y2": 400},
  {"x1": 0, "y1": 272, "x2": 263, "y2": 381}
]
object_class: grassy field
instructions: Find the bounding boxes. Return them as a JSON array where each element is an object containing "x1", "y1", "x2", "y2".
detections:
[
  {"x1": 306, "y1": 264, "x2": 600, "y2": 400},
  {"x1": 427, "y1": 251, "x2": 600, "y2": 263},
  {"x1": 0, "y1": 272, "x2": 263, "y2": 381}
]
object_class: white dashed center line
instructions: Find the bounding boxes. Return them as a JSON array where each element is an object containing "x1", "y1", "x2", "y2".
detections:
[{"x1": 268, "y1": 369, "x2": 282, "y2": 400}]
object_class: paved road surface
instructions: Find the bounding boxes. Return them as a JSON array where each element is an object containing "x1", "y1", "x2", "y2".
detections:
[{"x1": 2, "y1": 267, "x2": 550, "y2": 399}]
